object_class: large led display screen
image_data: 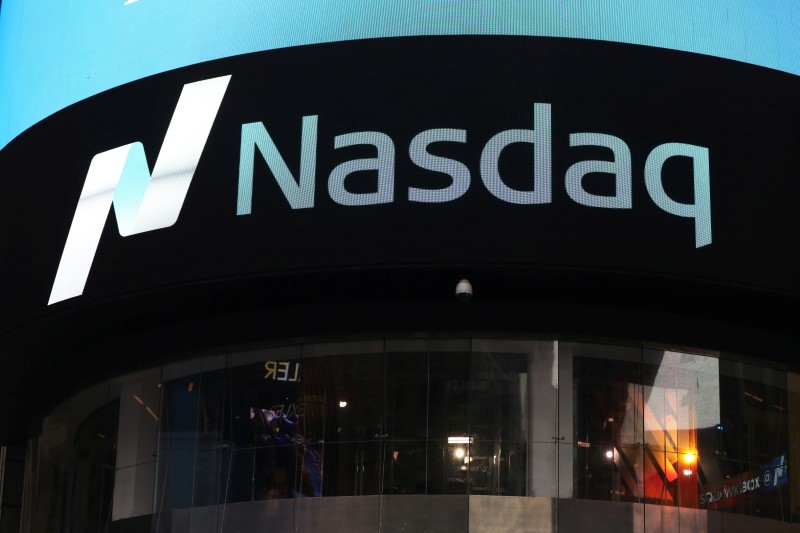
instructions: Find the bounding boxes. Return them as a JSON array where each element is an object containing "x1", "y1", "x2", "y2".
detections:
[
  {"x1": 1, "y1": 39, "x2": 797, "y2": 299},
  {"x1": 1, "y1": 4, "x2": 800, "y2": 337}
]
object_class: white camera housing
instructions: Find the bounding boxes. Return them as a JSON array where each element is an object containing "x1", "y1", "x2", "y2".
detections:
[{"x1": 455, "y1": 278, "x2": 473, "y2": 302}]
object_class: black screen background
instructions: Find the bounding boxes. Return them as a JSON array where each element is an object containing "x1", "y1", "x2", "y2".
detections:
[{"x1": 1, "y1": 36, "x2": 799, "y2": 436}]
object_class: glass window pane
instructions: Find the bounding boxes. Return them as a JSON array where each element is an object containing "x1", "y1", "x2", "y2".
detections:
[
  {"x1": 113, "y1": 368, "x2": 161, "y2": 469},
  {"x1": 469, "y1": 340, "x2": 531, "y2": 496},
  {"x1": 192, "y1": 365, "x2": 227, "y2": 507},
  {"x1": 382, "y1": 440, "x2": 427, "y2": 495},
  {"x1": 428, "y1": 350, "x2": 470, "y2": 444},
  {"x1": 110, "y1": 367, "x2": 161, "y2": 523},
  {"x1": 704, "y1": 359, "x2": 790, "y2": 521},
  {"x1": 68, "y1": 386, "x2": 118, "y2": 533},
  {"x1": 154, "y1": 360, "x2": 201, "y2": 517},
  {"x1": 569, "y1": 342, "x2": 643, "y2": 503},
  {"x1": 642, "y1": 349, "x2": 721, "y2": 510},
  {"x1": 31, "y1": 404, "x2": 69, "y2": 532},
  {"x1": 789, "y1": 371, "x2": 800, "y2": 525},
  {"x1": 385, "y1": 350, "x2": 428, "y2": 441},
  {"x1": 302, "y1": 346, "x2": 384, "y2": 497},
  {"x1": 318, "y1": 441, "x2": 382, "y2": 496},
  {"x1": 302, "y1": 351, "x2": 384, "y2": 444},
  {"x1": 225, "y1": 346, "x2": 304, "y2": 502},
  {"x1": 428, "y1": 439, "x2": 468, "y2": 495}
]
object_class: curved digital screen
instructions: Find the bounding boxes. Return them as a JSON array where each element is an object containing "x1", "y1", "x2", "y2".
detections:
[
  {"x1": 1, "y1": 34, "x2": 800, "y2": 330},
  {"x1": 4, "y1": 4, "x2": 800, "y2": 481},
  {"x1": 2, "y1": 1, "x2": 800, "y2": 150}
]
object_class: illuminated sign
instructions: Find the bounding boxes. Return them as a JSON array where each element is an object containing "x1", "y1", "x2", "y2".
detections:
[
  {"x1": 48, "y1": 76, "x2": 231, "y2": 304},
  {"x1": 48, "y1": 75, "x2": 711, "y2": 305},
  {"x1": 238, "y1": 106, "x2": 710, "y2": 246},
  {"x1": 0, "y1": 34, "x2": 795, "y2": 329}
]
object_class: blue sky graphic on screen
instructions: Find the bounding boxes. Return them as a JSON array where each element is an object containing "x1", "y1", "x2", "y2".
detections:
[{"x1": 1, "y1": 0, "x2": 799, "y2": 151}]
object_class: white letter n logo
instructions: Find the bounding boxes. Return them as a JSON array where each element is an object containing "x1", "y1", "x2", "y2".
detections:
[{"x1": 48, "y1": 75, "x2": 231, "y2": 305}]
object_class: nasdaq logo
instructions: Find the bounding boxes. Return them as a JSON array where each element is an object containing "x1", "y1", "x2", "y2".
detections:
[
  {"x1": 48, "y1": 75, "x2": 231, "y2": 305},
  {"x1": 50, "y1": 74, "x2": 713, "y2": 306},
  {"x1": 238, "y1": 105, "x2": 711, "y2": 248}
]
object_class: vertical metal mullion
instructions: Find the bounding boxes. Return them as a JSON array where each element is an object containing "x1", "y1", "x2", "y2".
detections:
[{"x1": 188, "y1": 370, "x2": 202, "y2": 531}]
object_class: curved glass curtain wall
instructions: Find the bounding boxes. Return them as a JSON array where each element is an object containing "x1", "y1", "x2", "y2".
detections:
[{"x1": 19, "y1": 338, "x2": 799, "y2": 532}]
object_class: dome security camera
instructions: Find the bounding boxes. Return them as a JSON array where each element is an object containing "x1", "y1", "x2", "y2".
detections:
[{"x1": 455, "y1": 278, "x2": 473, "y2": 303}]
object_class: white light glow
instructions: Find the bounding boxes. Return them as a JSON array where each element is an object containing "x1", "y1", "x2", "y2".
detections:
[
  {"x1": 454, "y1": 448, "x2": 465, "y2": 459},
  {"x1": 448, "y1": 436, "x2": 472, "y2": 444},
  {"x1": 48, "y1": 75, "x2": 231, "y2": 305},
  {"x1": 338, "y1": 401, "x2": 347, "y2": 408},
  {"x1": 605, "y1": 450, "x2": 614, "y2": 459}
]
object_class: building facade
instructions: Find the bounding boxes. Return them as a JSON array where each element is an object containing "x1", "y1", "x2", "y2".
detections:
[{"x1": 0, "y1": 2, "x2": 799, "y2": 532}]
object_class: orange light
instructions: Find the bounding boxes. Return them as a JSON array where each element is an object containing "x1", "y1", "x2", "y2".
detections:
[{"x1": 684, "y1": 452, "x2": 696, "y2": 463}]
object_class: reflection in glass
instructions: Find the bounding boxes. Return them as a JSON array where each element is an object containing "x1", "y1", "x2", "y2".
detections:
[
  {"x1": 703, "y1": 360, "x2": 789, "y2": 520},
  {"x1": 225, "y1": 349, "x2": 310, "y2": 502},
  {"x1": 572, "y1": 343, "x2": 643, "y2": 503},
  {"x1": 16, "y1": 337, "x2": 797, "y2": 532}
]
